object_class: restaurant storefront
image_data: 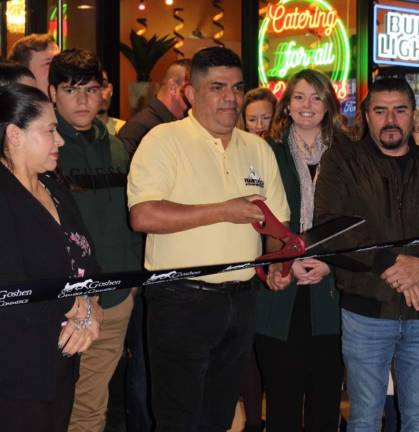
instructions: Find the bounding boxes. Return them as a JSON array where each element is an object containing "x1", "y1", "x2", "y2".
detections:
[{"x1": 3, "y1": 1, "x2": 419, "y2": 119}]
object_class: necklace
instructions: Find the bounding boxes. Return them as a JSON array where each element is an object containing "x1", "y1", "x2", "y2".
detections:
[
  {"x1": 293, "y1": 128, "x2": 319, "y2": 158},
  {"x1": 291, "y1": 126, "x2": 325, "y2": 165}
]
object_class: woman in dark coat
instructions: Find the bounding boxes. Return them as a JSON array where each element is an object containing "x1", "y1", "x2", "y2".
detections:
[
  {"x1": 255, "y1": 69, "x2": 347, "y2": 431},
  {"x1": 0, "y1": 83, "x2": 103, "y2": 432}
]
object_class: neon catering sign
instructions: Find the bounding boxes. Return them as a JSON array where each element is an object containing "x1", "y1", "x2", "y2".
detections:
[{"x1": 258, "y1": 0, "x2": 351, "y2": 100}]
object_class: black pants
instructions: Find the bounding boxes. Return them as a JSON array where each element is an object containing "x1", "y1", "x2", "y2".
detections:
[
  {"x1": 240, "y1": 346, "x2": 263, "y2": 426},
  {"x1": 126, "y1": 294, "x2": 154, "y2": 432},
  {"x1": 0, "y1": 354, "x2": 76, "y2": 432},
  {"x1": 145, "y1": 280, "x2": 256, "y2": 432},
  {"x1": 255, "y1": 333, "x2": 343, "y2": 432}
]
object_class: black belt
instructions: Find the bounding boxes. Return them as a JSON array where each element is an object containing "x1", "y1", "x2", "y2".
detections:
[{"x1": 161, "y1": 279, "x2": 254, "y2": 294}]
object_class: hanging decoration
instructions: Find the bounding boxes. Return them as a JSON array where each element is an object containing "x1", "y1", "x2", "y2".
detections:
[
  {"x1": 6, "y1": 0, "x2": 26, "y2": 34},
  {"x1": 173, "y1": 8, "x2": 185, "y2": 58},
  {"x1": 138, "y1": 0, "x2": 146, "y2": 11},
  {"x1": 212, "y1": 0, "x2": 225, "y2": 47},
  {"x1": 136, "y1": 18, "x2": 148, "y2": 36}
]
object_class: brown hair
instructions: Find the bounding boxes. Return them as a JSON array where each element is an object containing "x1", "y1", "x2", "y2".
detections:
[
  {"x1": 270, "y1": 69, "x2": 344, "y2": 147},
  {"x1": 8, "y1": 33, "x2": 56, "y2": 67},
  {"x1": 241, "y1": 87, "x2": 277, "y2": 128}
]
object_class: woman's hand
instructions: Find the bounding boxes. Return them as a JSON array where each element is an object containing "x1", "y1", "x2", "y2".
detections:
[
  {"x1": 292, "y1": 259, "x2": 330, "y2": 285},
  {"x1": 266, "y1": 263, "x2": 292, "y2": 291},
  {"x1": 58, "y1": 296, "x2": 103, "y2": 356}
]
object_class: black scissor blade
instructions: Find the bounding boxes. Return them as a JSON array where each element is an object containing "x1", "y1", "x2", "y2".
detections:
[
  {"x1": 319, "y1": 253, "x2": 371, "y2": 272},
  {"x1": 300, "y1": 216, "x2": 365, "y2": 250}
]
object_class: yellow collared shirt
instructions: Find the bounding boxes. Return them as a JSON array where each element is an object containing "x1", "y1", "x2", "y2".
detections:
[{"x1": 128, "y1": 112, "x2": 290, "y2": 282}]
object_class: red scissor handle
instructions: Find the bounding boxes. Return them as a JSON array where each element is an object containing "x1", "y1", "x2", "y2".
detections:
[{"x1": 252, "y1": 200, "x2": 305, "y2": 281}]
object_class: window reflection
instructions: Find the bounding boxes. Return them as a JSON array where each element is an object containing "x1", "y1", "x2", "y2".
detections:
[{"x1": 47, "y1": 0, "x2": 96, "y2": 52}]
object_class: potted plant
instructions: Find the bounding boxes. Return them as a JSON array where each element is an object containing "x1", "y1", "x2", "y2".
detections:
[{"x1": 120, "y1": 29, "x2": 177, "y2": 112}]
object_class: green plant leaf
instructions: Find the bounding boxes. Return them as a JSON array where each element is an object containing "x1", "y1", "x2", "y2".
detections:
[
  {"x1": 119, "y1": 42, "x2": 135, "y2": 68},
  {"x1": 119, "y1": 30, "x2": 176, "y2": 81}
]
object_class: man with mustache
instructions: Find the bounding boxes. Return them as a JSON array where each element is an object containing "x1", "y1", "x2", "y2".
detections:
[
  {"x1": 315, "y1": 78, "x2": 419, "y2": 431},
  {"x1": 128, "y1": 47, "x2": 291, "y2": 431}
]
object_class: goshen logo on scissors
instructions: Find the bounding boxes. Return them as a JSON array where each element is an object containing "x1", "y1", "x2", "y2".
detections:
[{"x1": 244, "y1": 166, "x2": 264, "y2": 188}]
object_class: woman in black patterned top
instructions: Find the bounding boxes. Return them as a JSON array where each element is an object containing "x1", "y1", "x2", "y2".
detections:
[{"x1": 0, "y1": 83, "x2": 103, "y2": 432}]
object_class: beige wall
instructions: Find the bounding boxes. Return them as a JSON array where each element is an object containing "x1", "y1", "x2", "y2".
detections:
[{"x1": 119, "y1": 0, "x2": 242, "y2": 120}]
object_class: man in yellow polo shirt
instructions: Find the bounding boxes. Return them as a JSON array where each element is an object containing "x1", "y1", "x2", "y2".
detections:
[{"x1": 128, "y1": 47, "x2": 290, "y2": 431}]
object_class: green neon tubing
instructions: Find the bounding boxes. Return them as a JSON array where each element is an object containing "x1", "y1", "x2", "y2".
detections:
[{"x1": 259, "y1": 0, "x2": 351, "y2": 84}]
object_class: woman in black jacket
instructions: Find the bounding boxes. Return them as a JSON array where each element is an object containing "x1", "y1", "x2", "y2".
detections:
[
  {"x1": 255, "y1": 69, "x2": 348, "y2": 431},
  {"x1": 0, "y1": 83, "x2": 102, "y2": 431}
]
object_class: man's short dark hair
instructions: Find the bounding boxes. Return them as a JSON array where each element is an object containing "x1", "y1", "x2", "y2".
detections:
[
  {"x1": 351, "y1": 78, "x2": 416, "y2": 141},
  {"x1": 172, "y1": 58, "x2": 192, "y2": 70},
  {"x1": 49, "y1": 48, "x2": 103, "y2": 88},
  {"x1": 9, "y1": 33, "x2": 56, "y2": 67},
  {"x1": 363, "y1": 77, "x2": 416, "y2": 112},
  {"x1": 190, "y1": 47, "x2": 242, "y2": 86},
  {"x1": 0, "y1": 61, "x2": 35, "y2": 86},
  {"x1": 161, "y1": 58, "x2": 191, "y2": 86}
]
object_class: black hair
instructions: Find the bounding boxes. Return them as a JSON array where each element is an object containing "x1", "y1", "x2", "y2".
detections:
[
  {"x1": 0, "y1": 83, "x2": 49, "y2": 162},
  {"x1": 0, "y1": 61, "x2": 35, "y2": 86},
  {"x1": 351, "y1": 77, "x2": 416, "y2": 141},
  {"x1": 49, "y1": 48, "x2": 103, "y2": 88},
  {"x1": 190, "y1": 47, "x2": 242, "y2": 86},
  {"x1": 363, "y1": 77, "x2": 416, "y2": 112},
  {"x1": 172, "y1": 58, "x2": 192, "y2": 70}
]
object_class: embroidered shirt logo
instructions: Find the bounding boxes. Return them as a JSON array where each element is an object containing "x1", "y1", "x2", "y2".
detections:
[{"x1": 244, "y1": 166, "x2": 264, "y2": 187}]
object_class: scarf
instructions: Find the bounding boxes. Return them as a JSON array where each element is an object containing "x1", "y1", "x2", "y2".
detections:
[{"x1": 288, "y1": 125, "x2": 327, "y2": 232}]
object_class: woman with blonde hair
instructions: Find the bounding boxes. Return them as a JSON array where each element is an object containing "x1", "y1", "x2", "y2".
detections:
[{"x1": 255, "y1": 69, "x2": 348, "y2": 431}]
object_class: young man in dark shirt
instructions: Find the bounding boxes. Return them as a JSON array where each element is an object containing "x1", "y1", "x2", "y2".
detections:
[{"x1": 49, "y1": 49, "x2": 142, "y2": 432}]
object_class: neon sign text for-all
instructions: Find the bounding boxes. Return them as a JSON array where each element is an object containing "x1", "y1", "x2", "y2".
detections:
[
  {"x1": 269, "y1": 41, "x2": 335, "y2": 78},
  {"x1": 259, "y1": 0, "x2": 351, "y2": 101}
]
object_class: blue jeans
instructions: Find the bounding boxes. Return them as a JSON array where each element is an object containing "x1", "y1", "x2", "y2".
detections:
[{"x1": 342, "y1": 309, "x2": 419, "y2": 432}]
